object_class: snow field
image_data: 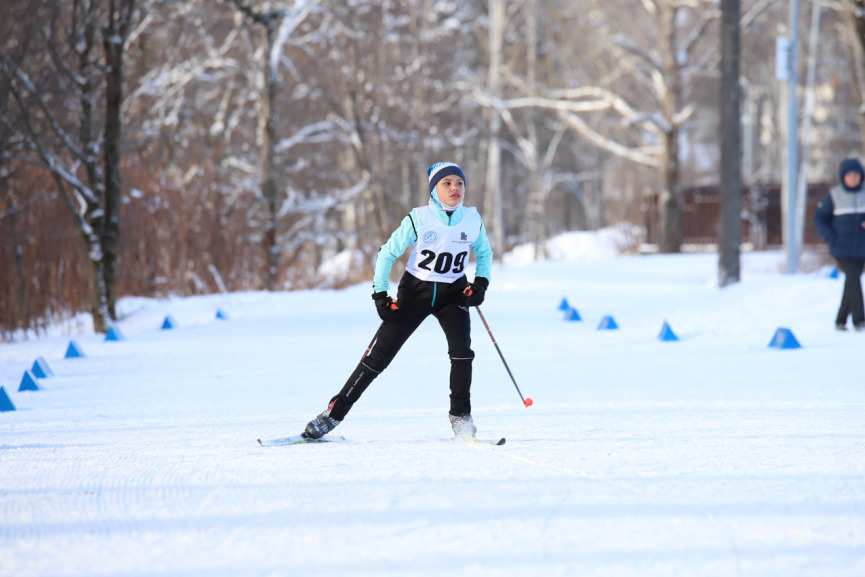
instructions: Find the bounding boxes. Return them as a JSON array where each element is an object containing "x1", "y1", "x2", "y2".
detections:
[{"x1": 1, "y1": 251, "x2": 864, "y2": 576}]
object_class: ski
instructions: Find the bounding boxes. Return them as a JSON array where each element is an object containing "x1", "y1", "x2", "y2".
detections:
[
  {"x1": 257, "y1": 434, "x2": 345, "y2": 447},
  {"x1": 477, "y1": 437, "x2": 506, "y2": 446},
  {"x1": 453, "y1": 437, "x2": 506, "y2": 446},
  {"x1": 257, "y1": 434, "x2": 505, "y2": 447}
]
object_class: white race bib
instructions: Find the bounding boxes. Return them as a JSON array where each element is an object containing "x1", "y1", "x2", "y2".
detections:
[{"x1": 405, "y1": 207, "x2": 481, "y2": 283}]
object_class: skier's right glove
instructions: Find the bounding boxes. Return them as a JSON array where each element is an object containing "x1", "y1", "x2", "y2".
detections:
[
  {"x1": 462, "y1": 276, "x2": 489, "y2": 307},
  {"x1": 372, "y1": 291, "x2": 400, "y2": 321}
]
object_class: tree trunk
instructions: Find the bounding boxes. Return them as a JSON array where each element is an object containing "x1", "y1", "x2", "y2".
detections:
[
  {"x1": 89, "y1": 250, "x2": 110, "y2": 333},
  {"x1": 262, "y1": 19, "x2": 281, "y2": 292},
  {"x1": 73, "y1": 2, "x2": 111, "y2": 330},
  {"x1": 523, "y1": 3, "x2": 545, "y2": 259},
  {"x1": 102, "y1": 0, "x2": 134, "y2": 317},
  {"x1": 230, "y1": 1, "x2": 285, "y2": 292},
  {"x1": 718, "y1": 0, "x2": 742, "y2": 287},
  {"x1": 658, "y1": 130, "x2": 682, "y2": 254},
  {"x1": 52, "y1": 174, "x2": 111, "y2": 333},
  {"x1": 527, "y1": 166, "x2": 546, "y2": 258},
  {"x1": 484, "y1": 0, "x2": 506, "y2": 254},
  {"x1": 657, "y1": 2, "x2": 683, "y2": 254},
  {"x1": 7, "y1": 196, "x2": 33, "y2": 332},
  {"x1": 844, "y1": 1, "x2": 865, "y2": 141}
]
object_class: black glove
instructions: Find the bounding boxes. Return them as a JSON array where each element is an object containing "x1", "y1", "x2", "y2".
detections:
[
  {"x1": 462, "y1": 277, "x2": 489, "y2": 307},
  {"x1": 372, "y1": 291, "x2": 400, "y2": 321}
]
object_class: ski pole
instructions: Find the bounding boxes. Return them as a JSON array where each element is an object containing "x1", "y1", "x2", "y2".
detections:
[
  {"x1": 360, "y1": 323, "x2": 384, "y2": 362},
  {"x1": 362, "y1": 297, "x2": 398, "y2": 361},
  {"x1": 474, "y1": 306, "x2": 533, "y2": 408}
]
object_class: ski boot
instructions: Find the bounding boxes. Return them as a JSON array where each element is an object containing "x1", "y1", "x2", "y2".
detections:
[
  {"x1": 449, "y1": 413, "x2": 477, "y2": 439},
  {"x1": 303, "y1": 410, "x2": 341, "y2": 440}
]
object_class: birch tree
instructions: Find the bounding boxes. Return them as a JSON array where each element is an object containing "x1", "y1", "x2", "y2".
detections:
[
  {"x1": 472, "y1": 1, "x2": 596, "y2": 256},
  {"x1": 579, "y1": 0, "x2": 720, "y2": 252},
  {"x1": 483, "y1": 0, "x2": 506, "y2": 254},
  {"x1": 229, "y1": 0, "x2": 320, "y2": 291},
  {"x1": 299, "y1": 0, "x2": 482, "y2": 277},
  {"x1": 843, "y1": 0, "x2": 865, "y2": 140},
  {"x1": 478, "y1": 0, "x2": 720, "y2": 253},
  {"x1": 0, "y1": 0, "x2": 139, "y2": 331}
]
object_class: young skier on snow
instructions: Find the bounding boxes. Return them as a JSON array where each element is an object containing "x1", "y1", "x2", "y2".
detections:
[{"x1": 301, "y1": 161, "x2": 494, "y2": 440}]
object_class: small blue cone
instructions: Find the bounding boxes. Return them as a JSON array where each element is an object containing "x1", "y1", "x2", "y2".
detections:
[
  {"x1": 558, "y1": 297, "x2": 570, "y2": 311},
  {"x1": 829, "y1": 267, "x2": 839, "y2": 279},
  {"x1": 0, "y1": 387, "x2": 15, "y2": 412},
  {"x1": 32, "y1": 356, "x2": 54, "y2": 378},
  {"x1": 18, "y1": 370, "x2": 40, "y2": 392},
  {"x1": 161, "y1": 315, "x2": 177, "y2": 330},
  {"x1": 597, "y1": 315, "x2": 619, "y2": 330},
  {"x1": 769, "y1": 327, "x2": 801, "y2": 349},
  {"x1": 216, "y1": 309, "x2": 229, "y2": 320},
  {"x1": 658, "y1": 321, "x2": 679, "y2": 342},
  {"x1": 105, "y1": 326, "x2": 125, "y2": 341},
  {"x1": 564, "y1": 307, "x2": 582, "y2": 321},
  {"x1": 65, "y1": 340, "x2": 85, "y2": 358}
]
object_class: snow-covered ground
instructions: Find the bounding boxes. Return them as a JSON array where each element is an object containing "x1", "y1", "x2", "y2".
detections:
[{"x1": 1, "y1": 246, "x2": 864, "y2": 577}]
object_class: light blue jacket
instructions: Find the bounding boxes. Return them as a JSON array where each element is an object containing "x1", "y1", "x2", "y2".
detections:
[{"x1": 373, "y1": 205, "x2": 493, "y2": 292}]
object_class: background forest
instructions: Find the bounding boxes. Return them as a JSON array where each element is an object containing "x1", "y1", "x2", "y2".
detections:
[{"x1": 2, "y1": 0, "x2": 865, "y2": 340}]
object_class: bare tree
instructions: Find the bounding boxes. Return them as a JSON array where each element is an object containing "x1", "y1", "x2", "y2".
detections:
[
  {"x1": 472, "y1": 1, "x2": 605, "y2": 256},
  {"x1": 480, "y1": 0, "x2": 720, "y2": 253},
  {"x1": 0, "y1": 0, "x2": 138, "y2": 331},
  {"x1": 843, "y1": 0, "x2": 865, "y2": 140},
  {"x1": 483, "y1": 0, "x2": 507, "y2": 254},
  {"x1": 5, "y1": 0, "x2": 865, "y2": 339},
  {"x1": 305, "y1": 0, "x2": 484, "y2": 270},
  {"x1": 229, "y1": 0, "x2": 320, "y2": 291},
  {"x1": 102, "y1": 0, "x2": 137, "y2": 317}
]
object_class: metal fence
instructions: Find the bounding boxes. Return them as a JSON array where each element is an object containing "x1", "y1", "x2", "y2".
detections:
[{"x1": 642, "y1": 182, "x2": 832, "y2": 248}]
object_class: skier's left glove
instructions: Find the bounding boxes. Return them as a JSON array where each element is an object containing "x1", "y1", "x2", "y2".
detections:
[{"x1": 462, "y1": 277, "x2": 489, "y2": 307}]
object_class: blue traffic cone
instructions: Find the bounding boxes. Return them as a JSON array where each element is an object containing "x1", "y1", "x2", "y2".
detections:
[
  {"x1": 18, "y1": 370, "x2": 40, "y2": 392},
  {"x1": 564, "y1": 307, "x2": 582, "y2": 321},
  {"x1": 0, "y1": 387, "x2": 15, "y2": 412},
  {"x1": 597, "y1": 315, "x2": 619, "y2": 330},
  {"x1": 658, "y1": 321, "x2": 679, "y2": 342},
  {"x1": 32, "y1": 356, "x2": 54, "y2": 378},
  {"x1": 768, "y1": 327, "x2": 801, "y2": 349},
  {"x1": 65, "y1": 340, "x2": 85, "y2": 358},
  {"x1": 105, "y1": 326, "x2": 125, "y2": 341},
  {"x1": 558, "y1": 297, "x2": 570, "y2": 311},
  {"x1": 161, "y1": 315, "x2": 177, "y2": 330}
]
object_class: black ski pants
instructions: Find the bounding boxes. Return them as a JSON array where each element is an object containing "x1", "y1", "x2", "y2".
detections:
[
  {"x1": 327, "y1": 301, "x2": 474, "y2": 421},
  {"x1": 835, "y1": 257, "x2": 865, "y2": 326}
]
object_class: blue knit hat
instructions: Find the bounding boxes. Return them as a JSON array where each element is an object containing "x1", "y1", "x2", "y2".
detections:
[{"x1": 427, "y1": 162, "x2": 466, "y2": 193}]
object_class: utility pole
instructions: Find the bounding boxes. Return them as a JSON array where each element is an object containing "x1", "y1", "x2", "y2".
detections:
[
  {"x1": 718, "y1": 0, "x2": 742, "y2": 287},
  {"x1": 796, "y1": 0, "x2": 823, "y2": 251}
]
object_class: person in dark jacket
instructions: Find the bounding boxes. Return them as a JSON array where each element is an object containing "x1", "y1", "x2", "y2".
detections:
[{"x1": 814, "y1": 157, "x2": 865, "y2": 331}]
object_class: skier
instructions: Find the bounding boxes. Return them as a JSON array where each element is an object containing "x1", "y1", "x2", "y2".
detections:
[
  {"x1": 814, "y1": 157, "x2": 865, "y2": 331},
  {"x1": 302, "y1": 161, "x2": 494, "y2": 439}
]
